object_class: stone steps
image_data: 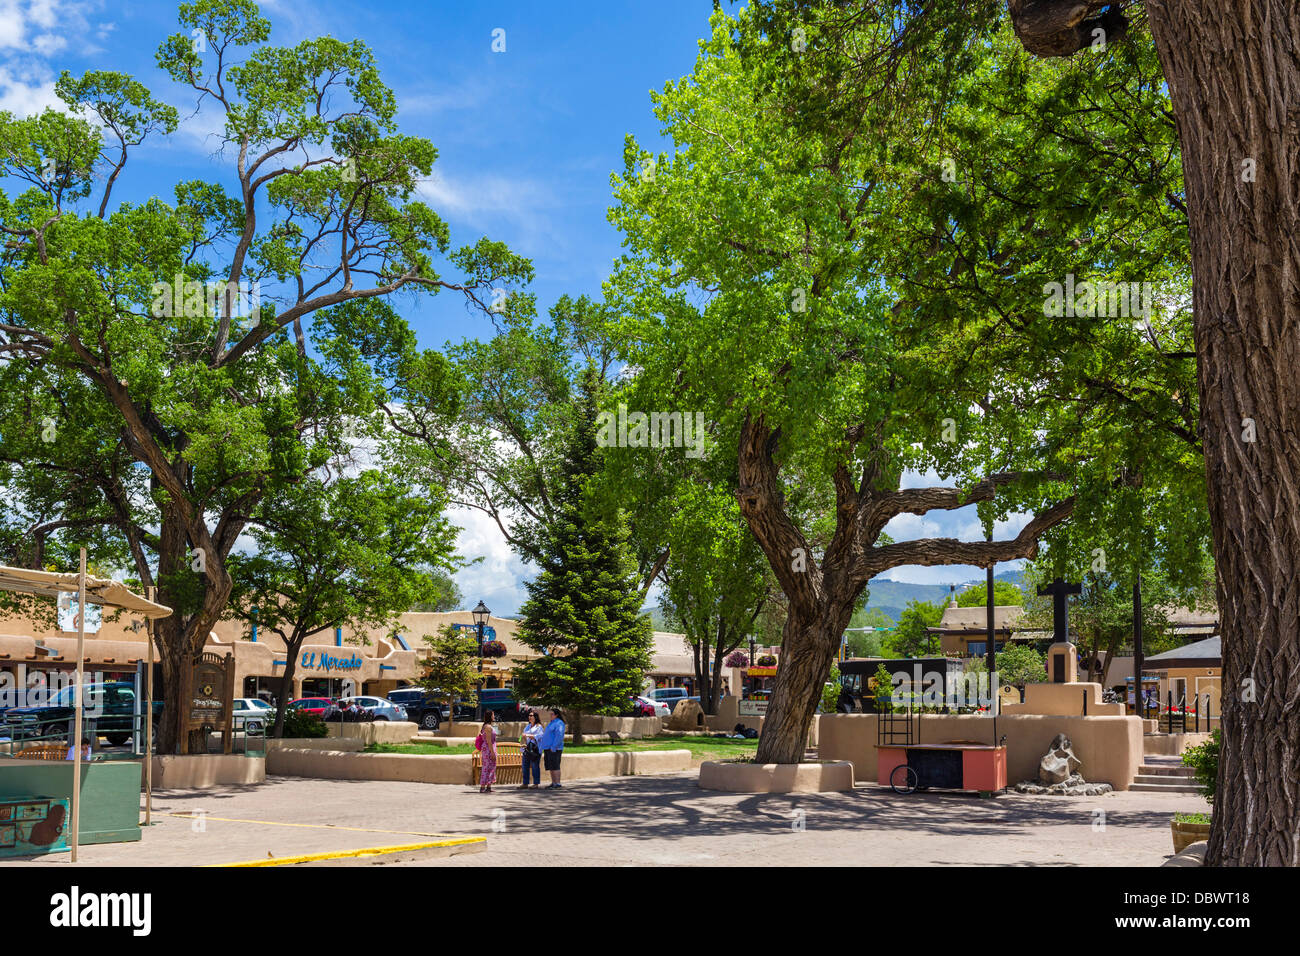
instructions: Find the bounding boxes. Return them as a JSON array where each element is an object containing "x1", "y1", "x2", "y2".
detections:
[
  {"x1": 1131, "y1": 776, "x2": 1203, "y2": 794},
  {"x1": 1138, "y1": 764, "x2": 1194, "y2": 778}
]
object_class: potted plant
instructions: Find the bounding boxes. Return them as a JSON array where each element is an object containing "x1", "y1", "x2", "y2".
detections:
[
  {"x1": 724, "y1": 650, "x2": 750, "y2": 669},
  {"x1": 1171, "y1": 812, "x2": 1211, "y2": 853},
  {"x1": 481, "y1": 639, "x2": 507, "y2": 658},
  {"x1": 756, "y1": 653, "x2": 777, "y2": 667},
  {"x1": 1171, "y1": 729, "x2": 1219, "y2": 851}
]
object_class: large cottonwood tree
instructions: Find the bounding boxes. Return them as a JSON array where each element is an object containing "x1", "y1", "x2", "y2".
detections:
[
  {"x1": 0, "y1": 0, "x2": 527, "y2": 751},
  {"x1": 612, "y1": 6, "x2": 1203, "y2": 764}
]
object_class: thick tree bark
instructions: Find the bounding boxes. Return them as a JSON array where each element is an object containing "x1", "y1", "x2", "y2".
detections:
[
  {"x1": 151, "y1": 507, "x2": 236, "y2": 754},
  {"x1": 1139, "y1": 0, "x2": 1300, "y2": 867}
]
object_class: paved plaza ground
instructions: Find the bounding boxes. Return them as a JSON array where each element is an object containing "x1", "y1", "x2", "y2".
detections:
[{"x1": 3, "y1": 770, "x2": 1210, "y2": 867}]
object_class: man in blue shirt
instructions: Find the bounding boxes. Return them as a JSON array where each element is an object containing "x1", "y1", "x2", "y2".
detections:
[{"x1": 540, "y1": 708, "x2": 566, "y2": 788}]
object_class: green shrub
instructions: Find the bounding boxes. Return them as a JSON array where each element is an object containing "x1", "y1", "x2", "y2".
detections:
[
  {"x1": 821, "y1": 664, "x2": 841, "y2": 712},
  {"x1": 1182, "y1": 728, "x2": 1220, "y2": 802},
  {"x1": 279, "y1": 708, "x2": 328, "y2": 739}
]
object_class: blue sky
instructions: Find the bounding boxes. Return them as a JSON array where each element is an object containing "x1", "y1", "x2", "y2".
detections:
[{"x1": 1, "y1": 0, "x2": 1024, "y2": 614}]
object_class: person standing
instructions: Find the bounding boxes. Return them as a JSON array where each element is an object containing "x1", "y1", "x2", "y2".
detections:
[
  {"x1": 476, "y1": 710, "x2": 498, "y2": 793},
  {"x1": 540, "y1": 707, "x2": 565, "y2": 789},
  {"x1": 520, "y1": 710, "x2": 544, "y2": 789}
]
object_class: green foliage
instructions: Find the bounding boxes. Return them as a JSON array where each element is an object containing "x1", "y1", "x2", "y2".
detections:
[
  {"x1": 511, "y1": 369, "x2": 654, "y2": 720},
  {"x1": 872, "y1": 663, "x2": 896, "y2": 711},
  {"x1": 0, "y1": 0, "x2": 528, "y2": 753},
  {"x1": 279, "y1": 708, "x2": 327, "y2": 739},
  {"x1": 956, "y1": 582, "x2": 1025, "y2": 607},
  {"x1": 1182, "y1": 729, "x2": 1220, "y2": 803},
  {"x1": 410, "y1": 569, "x2": 464, "y2": 612},
  {"x1": 886, "y1": 600, "x2": 945, "y2": 658},
  {"x1": 821, "y1": 664, "x2": 841, "y2": 712},
  {"x1": 418, "y1": 625, "x2": 481, "y2": 709},
  {"x1": 995, "y1": 644, "x2": 1045, "y2": 687}
]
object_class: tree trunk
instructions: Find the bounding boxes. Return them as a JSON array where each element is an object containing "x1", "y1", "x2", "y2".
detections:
[
  {"x1": 151, "y1": 508, "x2": 235, "y2": 754},
  {"x1": 570, "y1": 709, "x2": 583, "y2": 746},
  {"x1": 754, "y1": 608, "x2": 847, "y2": 764},
  {"x1": 709, "y1": 635, "x2": 727, "y2": 715},
  {"x1": 272, "y1": 652, "x2": 299, "y2": 739},
  {"x1": 1144, "y1": 0, "x2": 1300, "y2": 866}
]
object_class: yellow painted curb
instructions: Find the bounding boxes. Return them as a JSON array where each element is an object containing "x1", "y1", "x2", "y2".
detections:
[{"x1": 209, "y1": 836, "x2": 487, "y2": 867}]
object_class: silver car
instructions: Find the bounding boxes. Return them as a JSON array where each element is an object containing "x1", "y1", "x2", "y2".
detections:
[
  {"x1": 337, "y1": 695, "x2": 407, "y2": 721},
  {"x1": 231, "y1": 697, "x2": 274, "y2": 733}
]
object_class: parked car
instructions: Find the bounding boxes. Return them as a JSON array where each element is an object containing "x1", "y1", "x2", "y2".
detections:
[
  {"x1": 636, "y1": 695, "x2": 671, "y2": 718},
  {"x1": 336, "y1": 695, "x2": 407, "y2": 721},
  {"x1": 288, "y1": 697, "x2": 334, "y2": 719},
  {"x1": 231, "y1": 697, "x2": 273, "y2": 733},
  {"x1": 2, "y1": 681, "x2": 162, "y2": 747},
  {"x1": 649, "y1": 687, "x2": 691, "y2": 709},
  {"x1": 476, "y1": 688, "x2": 528, "y2": 721},
  {"x1": 385, "y1": 687, "x2": 442, "y2": 730}
]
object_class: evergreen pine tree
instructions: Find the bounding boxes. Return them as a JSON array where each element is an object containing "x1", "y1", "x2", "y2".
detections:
[{"x1": 512, "y1": 367, "x2": 653, "y2": 743}]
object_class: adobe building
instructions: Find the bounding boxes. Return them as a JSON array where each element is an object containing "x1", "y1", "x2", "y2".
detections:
[
  {"x1": 928, "y1": 604, "x2": 1024, "y2": 657},
  {"x1": 0, "y1": 608, "x2": 515, "y2": 703},
  {"x1": 0, "y1": 606, "x2": 708, "y2": 703}
]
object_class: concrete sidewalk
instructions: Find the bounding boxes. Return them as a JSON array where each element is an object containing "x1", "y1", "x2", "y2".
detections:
[{"x1": 1, "y1": 771, "x2": 1209, "y2": 866}]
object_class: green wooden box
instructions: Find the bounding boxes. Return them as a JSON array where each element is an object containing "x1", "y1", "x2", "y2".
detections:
[{"x1": 0, "y1": 760, "x2": 142, "y2": 845}]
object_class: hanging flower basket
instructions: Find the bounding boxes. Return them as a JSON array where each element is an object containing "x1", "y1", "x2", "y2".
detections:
[
  {"x1": 481, "y1": 640, "x2": 507, "y2": 658},
  {"x1": 724, "y1": 650, "x2": 750, "y2": 669},
  {"x1": 756, "y1": 654, "x2": 778, "y2": 667}
]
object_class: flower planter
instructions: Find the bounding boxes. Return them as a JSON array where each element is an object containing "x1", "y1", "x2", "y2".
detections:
[{"x1": 1171, "y1": 819, "x2": 1211, "y2": 854}]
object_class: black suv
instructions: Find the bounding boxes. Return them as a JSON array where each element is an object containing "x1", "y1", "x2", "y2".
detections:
[
  {"x1": 2, "y1": 680, "x2": 162, "y2": 746},
  {"x1": 385, "y1": 688, "x2": 442, "y2": 730}
]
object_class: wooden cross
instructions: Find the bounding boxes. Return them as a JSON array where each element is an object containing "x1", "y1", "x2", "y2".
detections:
[{"x1": 1037, "y1": 577, "x2": 1082, "y2": 644}]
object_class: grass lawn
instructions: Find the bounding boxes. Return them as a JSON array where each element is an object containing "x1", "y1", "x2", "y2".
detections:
[{"x1": 365, "y1": 736, "x2": 760, "y2": 761}]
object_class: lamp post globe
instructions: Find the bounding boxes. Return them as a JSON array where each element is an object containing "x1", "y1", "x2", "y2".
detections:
[{"x1": 472, "y1": 601, "x2": 490, "y2": 719}]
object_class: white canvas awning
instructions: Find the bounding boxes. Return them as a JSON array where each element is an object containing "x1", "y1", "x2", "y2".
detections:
[{"x1": 0, "y1": 564, "x2": 171, "y2": 618}]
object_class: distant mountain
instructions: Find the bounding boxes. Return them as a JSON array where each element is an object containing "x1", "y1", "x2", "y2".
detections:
[
  {"x1": 861, "y1": 569, "x2": 1027, "y2": 623},
  {"x1": 640, "y1": 568, "x2": 1026, "y2": 630}
]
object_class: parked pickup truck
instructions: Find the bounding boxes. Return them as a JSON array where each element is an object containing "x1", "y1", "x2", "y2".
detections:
[{"x1": 1, "y1": 681, "x2": 162, "y2": 747}]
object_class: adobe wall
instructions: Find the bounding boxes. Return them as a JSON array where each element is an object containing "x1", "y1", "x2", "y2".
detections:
[
  {"x1": 818, "y1": 713, "x2": 1143, "y2": 790},
  {"x1": 266, "y1": 747, "x2": 692, "y2": 784}
]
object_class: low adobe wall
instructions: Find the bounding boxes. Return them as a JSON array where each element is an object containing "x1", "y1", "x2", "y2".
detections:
[
  {"x1": 818, "y1": 713, "x2": 1143, "y2": 790},
  {"x1": 266, "y1": 747, "x2": 692, "y2": 784},
  {"x1": 1143, "y1": 732, "x2": 1210, "y2": 756},
  {"x1": 324, "y1": 721, "x2": 418, "y2": 744},
  {"x1": 699, "y1": 759, "x2": 853, "y2": 794},
  {"x1": 150, "y1": 754, "x2": 265, "y2": 789}
]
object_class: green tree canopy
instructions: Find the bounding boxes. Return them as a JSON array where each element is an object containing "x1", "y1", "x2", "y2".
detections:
[
  {"x1": 956, "y1": 582, "x2": 1025, "y2": 608},
  {"x1": 511, "y1": 369, "x2": 653, "y2": 743}
]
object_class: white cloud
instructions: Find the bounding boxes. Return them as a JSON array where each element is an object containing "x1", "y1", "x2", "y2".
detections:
[
  {"x1": 0, "y1": 0, "x2": 98, "y2": 54},
  {"x1": 448, "y1": 505, "x2": 532, "y2": 617},
  {"x1": 0, "y1": 66, "x2": 60, "y2": 115}
]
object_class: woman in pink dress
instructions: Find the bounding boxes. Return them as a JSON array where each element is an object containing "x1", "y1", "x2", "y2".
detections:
[{"x1": 475, "y1": 710, "x2": 498, "y2": 793}]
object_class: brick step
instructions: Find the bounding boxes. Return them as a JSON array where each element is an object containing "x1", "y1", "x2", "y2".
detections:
[{"x1": 1130, "y1": 781, "x2": 1204, "y2": 794}]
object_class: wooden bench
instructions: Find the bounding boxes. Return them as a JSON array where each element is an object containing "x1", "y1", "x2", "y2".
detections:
[
  {"x1": 470, "y1": 740, "x2": 523, "y2": 785},
  {"x1": 13, "y1": 744, "x2": 74, "y2": 761}
]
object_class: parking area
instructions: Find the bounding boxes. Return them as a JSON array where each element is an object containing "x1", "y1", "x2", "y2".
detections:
[{"x1": 0, "y1": 771, "x2": 1209, "y2": 867}]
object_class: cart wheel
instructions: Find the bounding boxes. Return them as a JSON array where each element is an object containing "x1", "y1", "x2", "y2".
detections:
[{"x1": 889, "y1": 764, "x2": 918, "y2": 795}]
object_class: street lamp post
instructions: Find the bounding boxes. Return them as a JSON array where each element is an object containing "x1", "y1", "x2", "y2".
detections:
[{"x1": 472, "y1": 600, "x2": 490, "y2": 721}]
